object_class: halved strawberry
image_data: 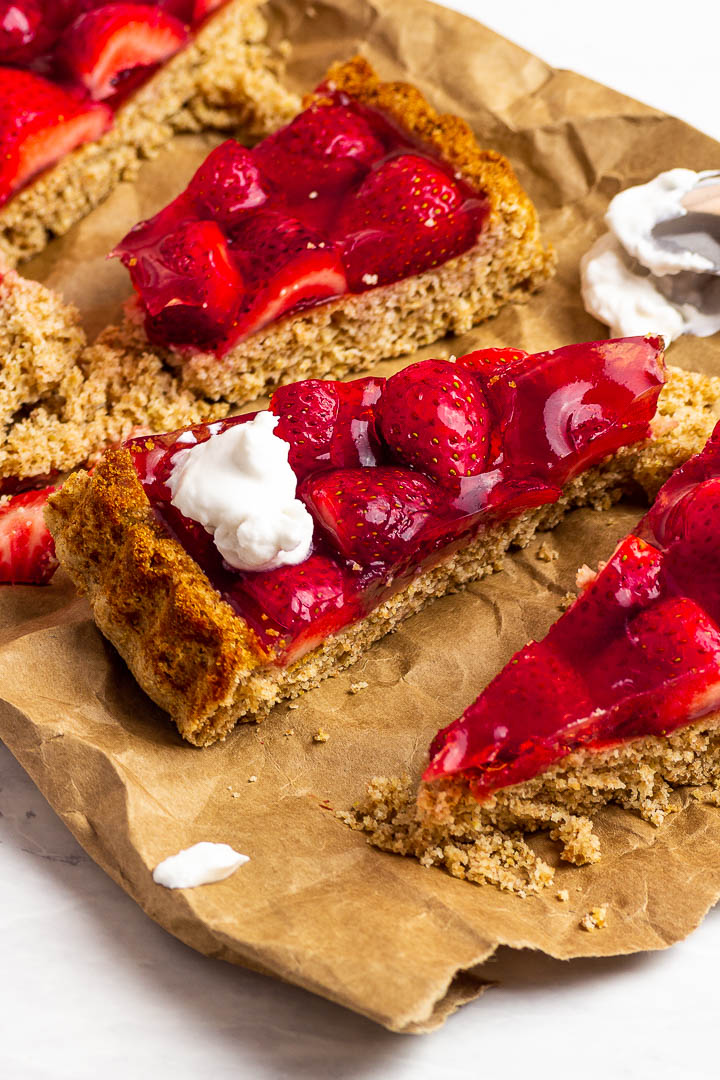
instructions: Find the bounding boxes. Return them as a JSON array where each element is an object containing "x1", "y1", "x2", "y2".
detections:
[
  {"x1": 335, "y1": 153, "x2": 484, "y2": 290},
  {"x1": 229, "y1": 210, "x2": 348, "y2": 342},
  {"x1": 590, "y1": 596, "x2": 720, "y2": 708},
  {"x1": 239, "y1": 553, "x2": 356, "y2": 657},
  {"x1": 186, "y1": 139, "x2": 269, "y2": 226},
  {"x1": 58, "y1": 3, "x2": 188, "y2": 101},
  {"x1": 378, "y1": 358, "x2": 491, "y2": 485},
  {"x1": 270, "y1": 376, "x2": 384, "y2": 480},
  {"x1": 0, "y1": 68, "x2": 112, "y2": 205},
  {"x1": 0, "y1": 486, "x2": 58, "y2": 585},
  {"x1": 301, "y1": 466, "x2": 438, "y2": 564},
  {"x1": 254, "y1": 103, "x2": 384, "y2": 201},
  {"x1": 123, "y1": 219, "x2": 245, "y2": 350}
]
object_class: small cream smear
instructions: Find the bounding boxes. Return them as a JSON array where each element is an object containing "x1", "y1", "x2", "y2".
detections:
[
  {"x1": 581, "y1": 169, "x2": 720, "y2": 344},
  {"x1": 168, "y1": 411, "x2": 314, "y2": 572},
  {"x1": 152, "y1": 842, "x2": 250, "y2": 889}
]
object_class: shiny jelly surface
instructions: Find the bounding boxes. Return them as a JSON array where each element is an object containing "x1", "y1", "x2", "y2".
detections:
[
  {"x1": 112, "y1": 92, "x2": 491, "y2": 355},
  {"x1": 126, "y1": 335, "x2": 665, "y2": 666},
  {"x1": 425, "y1": 419, "x2": 720, "y2": 799}
]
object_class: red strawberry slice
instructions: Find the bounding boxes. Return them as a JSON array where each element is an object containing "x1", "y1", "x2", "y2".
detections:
[
  {"x1": 239, "y1": 553, "x2": 357, "y2": 657},
  {"x1": 301, "y1": 466, "x2": 439, "y2": 564},
  {"x1": 0, "y1": 486, "x2": 58, "y2": 585},
  {"x1": 425, "y1": 643, "x2": 595, "y2": 787},
  {"x1": 58, "y1": 3, "x2": 188, "y2": 101},
  {"x1": 186, "y1": 139, "x2": 269, "y2": 225},
  {"x1": 378, "y1": 358, "x2": 491, "y2": 485},
  {"x1": 336, "y1": 153, "x2": 484, "y2": 290},
  {"x1": 270, "y1": 376, "x2": 383, "y2": 480},
  {"x1": 229, "y1": 210, "x2": 347, "y2": 341},
  {"x1": 0, "y1": 68, "x2": 112, "y2": 205},
  {"x1": 590, "y1": 596, "x2": 720, "y2": 708},
  {"x1": 120, "y1": 219, "x2": 245, "y2": 350},
  {"x1": 254, "y1": 103, "x2": 384, "y2": 200},
  {"x1": 494, "y1": 336, "x2": 666, "y2": 484}
]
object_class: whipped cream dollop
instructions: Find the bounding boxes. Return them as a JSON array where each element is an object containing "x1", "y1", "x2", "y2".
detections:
[
  {"x1": 581, "y1": 169, "x2": 720, "y2": 344},
  {"x1": 168, "y1": 411, "x2": 314, "y2": 572},
  {"x1": 152, "y1": 842, "x2": 250, "y2": 889}
]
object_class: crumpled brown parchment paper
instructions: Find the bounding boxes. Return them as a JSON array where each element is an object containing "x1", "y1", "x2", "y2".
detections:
[{"x1": 2, "y1": 0, "x2": 720, "y2": 1034}]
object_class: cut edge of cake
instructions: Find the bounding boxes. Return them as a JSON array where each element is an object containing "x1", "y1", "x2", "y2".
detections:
[
  {"x1": 45, "y1": 365, "x2": 720, "y2": 747},
  {"x1": 0, "y1": 0, "x2": 299, "y2": 267}
]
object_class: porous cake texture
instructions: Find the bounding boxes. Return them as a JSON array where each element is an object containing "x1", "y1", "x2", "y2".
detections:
[{"x1": 0, "y1": 0, "x2": 298, "y2": 266}]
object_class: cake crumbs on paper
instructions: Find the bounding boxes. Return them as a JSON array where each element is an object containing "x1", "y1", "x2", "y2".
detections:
[
  {"x1": 580, "y1": 904, "x2": 608, "y2": 931},
  {"x1": 559, "y1": 591, "x2": 576, "y2": 612},
  {"x1": 248, "y1": 775, "x2": 258, "y2": 783},
  {"x1": 312, "y1": 730, "x2": 330, "y2": 743},
  {"x1": 349, "y1": 681, "x2": 369, "y2": 695},
  {"x1": 556, "y1": 889, "x2": 570, "y2": 902},
  {"x1": 536, "y1": 540, "x2": 559, "y2": 563},
  {"x1": 287, "y1": 702, "x2": 299, "y2": 710},
  {"x1": 232, "y1": 792, "x2": 241, "y2": 799},
  {"x1": 284, "y1": 728, "x2": 295, "y2": 737}
]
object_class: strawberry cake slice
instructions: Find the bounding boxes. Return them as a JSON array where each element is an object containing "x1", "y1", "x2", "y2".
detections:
[
  {"x1": 347, "y1": 424, "x2": 720, "y2": 895},
  {"x1": 45, "y1": 335, "x2": 720, "y2": 746},
  {"x1": 0, "y1": 0, "x2": 297, "y2": 265},
  {"x1": 108, "y1": 56, "x2": 557, "y2": 406}
]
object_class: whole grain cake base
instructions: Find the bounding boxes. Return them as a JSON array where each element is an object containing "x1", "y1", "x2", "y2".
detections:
[{"x1": 4, "y1": 0, "x2": 720, "y2": 1034}]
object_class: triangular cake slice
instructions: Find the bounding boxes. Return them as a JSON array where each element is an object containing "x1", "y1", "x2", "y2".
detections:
[
  {"x1": 46, "y1": 335, "x2": 718, "y2": 745},
  {"x1": 348, "y1": 422, "x2": 720, "y2": 894},
  {"x1": 107, "y1": 56, "x2": 556, "y2": 405}
]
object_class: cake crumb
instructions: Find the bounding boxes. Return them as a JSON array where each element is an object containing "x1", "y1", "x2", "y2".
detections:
[
  {"x1": 361, "y1": 273, "x2": 378, "y2": 286},
  {"x1": 284, "y1": 728, "x2": 295, "y2": 737},
  {"x1": 559, "y1": 592, "x2": 576, "y2": 612},
  {"x1": 576, "y1": 563, "x2": 598, "y2": 590},
  {"x1": 349, "y1": 681, "x2": 369, "y2": 694},
  {"x1": 580, "y1": 904, "x2": 608, "y2": 931},
  {"x1": 313, "y1": 730, "x2": 330, "y2": 743},
  {"x1": 232, "y1": 792, "x2": 241, "y2": 799},
  {"x1": 536, "y1": 540, "x2": 558, "y2": 562},
  {"x1": 287, "y1": 702, "x2": 299, "y2": 711},
  {"x1": 556, "y1": 889, "x2": 570, "y2": 902},
  {"x1": 248, "y1": 775, "x2": 258, "y2": 783}
]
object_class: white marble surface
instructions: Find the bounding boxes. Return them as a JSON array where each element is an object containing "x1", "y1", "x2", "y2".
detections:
[{"x1": 3, "y1": 2, "x2": 720, "y2": 1076}]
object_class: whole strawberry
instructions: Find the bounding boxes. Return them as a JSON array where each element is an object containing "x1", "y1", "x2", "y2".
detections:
[{"x1": 378, "y1": 358, "x2": 491, "y2": 484}]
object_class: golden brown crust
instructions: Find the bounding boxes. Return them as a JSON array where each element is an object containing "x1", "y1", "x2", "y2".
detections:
[
  {"x1": 45, "y1": 367, "x2": 720, "y2": 746},
  {"x1": 311, "y1": 56, "x2": 539, "y2": 242},
  {"x1": 0, "y1": 0, "x2": 299, "y2": 266},
  {"x1": 45, "y1": 448, "x2": 268, "y2": 745}
]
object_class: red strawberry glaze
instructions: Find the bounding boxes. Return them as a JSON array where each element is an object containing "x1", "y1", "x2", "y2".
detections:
[
  {"x1": 112, "y1": 93, "x2": 491, "y2": 355},
  {"x1": 124, "y1": 336, "x2": 665, "y2": 663},
  {"x1": 0, "y1": 1, "x2": 230, "y2": 207},
  {"x1": 424, "y1": 418, "x2": 720, "y2": 801},
  {"x1": 0, "y1": 484, "x2": 57, "y2": 584}
]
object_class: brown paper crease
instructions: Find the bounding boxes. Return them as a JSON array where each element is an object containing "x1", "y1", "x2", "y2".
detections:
[{"x1": 2, "y1": 0, "x2": 720, "y2": 1032}]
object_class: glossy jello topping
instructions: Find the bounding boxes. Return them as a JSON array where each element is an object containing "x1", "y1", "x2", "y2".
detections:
[
  {"x1": 425, "y1": 419, "x2": 720, "y2": 800},
  {"x1": 125, "y1": 335, "x2": 665, "y2": 664},
  {"x1": 112, "y1": 93, "x2": 490, "y2": 354},
  {"x1": 0, "y1": 1, "x2": 226, "y2": 206}
]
